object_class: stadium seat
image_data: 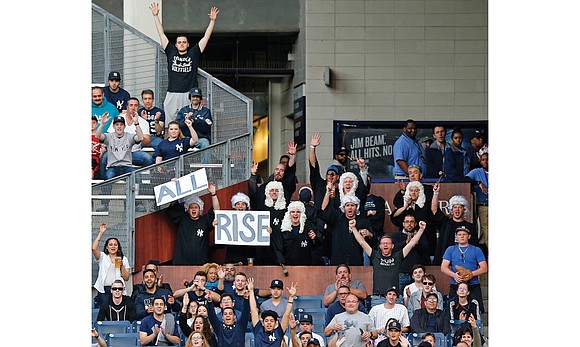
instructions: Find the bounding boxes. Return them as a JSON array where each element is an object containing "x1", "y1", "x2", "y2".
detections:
[
  {"x1": 132, "y1": 320, "x2": 142, "y2": 333},
  {"x1": 92, "y1": 308, "x2": 100, "y2": 324},
  {"x1": 95, "y1": 320, "x2": 133, "y2": 337},
  {"x1": 180, "y1": 332, "x2": 188, "y2": 347},
  {"x1": 106, "y1": 332, "x2": 140, "y2": 346},
  {"x1": 294, "y1": 295, "x2": 324, "y2": 309},
  {"x1": 245, "y1": 332, "x2": 254, "y2": 347}
]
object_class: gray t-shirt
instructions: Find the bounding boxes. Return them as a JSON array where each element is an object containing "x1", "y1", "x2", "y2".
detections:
[
  {"x1": 103, "y1": 132, "x2": 137, "y2": 168},
  {"x1": 326, "y1": 311, "x2": 376, "y2": 347},
  {"x1": 259, "y1": 297, "x2": 288, "y2": 320}
]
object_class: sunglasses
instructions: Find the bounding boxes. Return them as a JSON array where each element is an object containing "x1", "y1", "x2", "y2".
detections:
[
  {"x1": 111, "y1": 287, "x2": 124, "y2": 291},
  {"x1": 426, "y1": 298, "x2": 438, "y2": 303},
  {"x1": 422, "y1": 282, "x2": 434, "y2": 286}
]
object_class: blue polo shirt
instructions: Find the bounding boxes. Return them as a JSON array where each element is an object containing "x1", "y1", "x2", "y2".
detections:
[{"x1": 393, "y1": 133, "x2": 426, "y2": 175}]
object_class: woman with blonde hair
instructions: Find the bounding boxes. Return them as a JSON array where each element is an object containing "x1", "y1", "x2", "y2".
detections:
[{"x1": 185, "y1": 331, "x2": 211, "y2": 347}]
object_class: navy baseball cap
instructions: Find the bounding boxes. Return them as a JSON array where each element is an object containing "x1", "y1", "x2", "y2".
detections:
[
  {"x1": 299, "y1": 314, "x2": 313, "y2": 324},
  {"x1": 387, "y1": 320, "x2": 401, "y2": 331},
  {"x1": 113, "y1": 116, "x2": 125, "y2": 125},
  {"x1": 108, "y1": 71, "x2": 121, "y2": 80},
  {"x1": 189, "y1": 87, "x2": 203, "y2": 98},
  {"x1": 270, "y1": 279, "x2": 283, "y2": 289},
  {"x1": 306, "y1": 338, "x2": 320, "y2": 346}
]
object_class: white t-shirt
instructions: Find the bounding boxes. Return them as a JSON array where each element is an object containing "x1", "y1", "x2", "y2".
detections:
[{"x1": 368, "y1": 303, "x2": 410, "y2": 345}]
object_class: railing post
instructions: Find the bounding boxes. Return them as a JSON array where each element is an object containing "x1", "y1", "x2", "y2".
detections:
[
  {"x1": 104, "y1": 15, "x2": 110, "y2": 79},
  {"x1": 127, "y1": 173, "x2": 136, "y2": 271},
  {"x1": 224, "y1": 139, "x2": 231, "y2": 187}
]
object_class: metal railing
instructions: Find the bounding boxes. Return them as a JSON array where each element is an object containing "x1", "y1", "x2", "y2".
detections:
[
  {"x1": 91, "y1": 3, "x2": 254, "y2": 283},
  {"x1": 91, "y1": 134, "x2": 253, "y2": 281},
  {"x1": 92, "y1": 3, "x2": 253, "y2": 144}
]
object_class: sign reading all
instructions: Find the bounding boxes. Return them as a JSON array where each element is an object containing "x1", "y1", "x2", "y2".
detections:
[
  {"x1": 214, "y1": 210, "x2": 271, "y2": 246},
  {"x1": 154, "y1": 169, "x2": 208, "y2": 206}
]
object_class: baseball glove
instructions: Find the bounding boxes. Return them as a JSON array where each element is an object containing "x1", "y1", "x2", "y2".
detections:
[{"x1": 455, "y1": 265, "x2": 474, "y2": 281}]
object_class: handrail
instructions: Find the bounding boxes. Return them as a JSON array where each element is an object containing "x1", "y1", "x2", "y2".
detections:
[{"x1": 91, "y1": 133, "x2": 252, "y2": 284}]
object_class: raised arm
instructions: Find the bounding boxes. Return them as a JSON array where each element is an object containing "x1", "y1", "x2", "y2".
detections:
[
  {"x1": 149, "y1": 2, "x2": 169, "y2": 49},
  {"x1": 280, "y1": 282, "x2": 298, "y2": 332},
  {"x1": 247, "y1": 277, "x2": 260, "y2": 327},
  {"x1": 402, "y1": 221, "x2": 426, "y2": 258},
  {"x1": 92, "y1": 223, "x2": 107, "y2": 260},
  {"x1": 198, "y1": 7, "x2": 219, "y2": 52},
  {"x1": 431, "y1": 182, "x2": 440, "y2": 215},
  {"x1": 95, "y1": 112, "x2": 109, "y2": 141},
  {"x1": 131, "y1": 112, "x2": 145, "y2": 143},
  {"x1": 208, "y1": 182, "x2": 220, "y2": 210},
  {"x1": 355, "y1": 157, "x2": 369, "y2": 187},
  {"x1": 217, "y1": 266, "x2": 225, "y2": 291},
  {"x1": 350, "y1": 219, "x2": 373, "y2": 257},
  {"x1": 185, "y1": 118, "x2": 199, "y2": 146},
  {"x1": 321, "y1": 181, "x2": 333, "y2": 211},
  {"x1": 172, "y1": 283, "x2": 195, "y2": 299},
  {"x1": 289, "y1": 314, "x2": 301, "y2": 347},
  {"x1": 309, "y1": 133, "x2": 321, "y2": 168},
  {"x1": 287, "y1": 141, "x2": 297, "y2": 167}
]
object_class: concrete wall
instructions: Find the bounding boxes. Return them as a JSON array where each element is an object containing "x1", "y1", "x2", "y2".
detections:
[
  {"x1": 300, "y1": 0, "x2": 488, "y2": 172},
  {"x1": 93, "y1": 0, "x2": 487, "y2": 180},
  {"x1": 157, "y1": 0, "x2": 299, "y2": 33}
]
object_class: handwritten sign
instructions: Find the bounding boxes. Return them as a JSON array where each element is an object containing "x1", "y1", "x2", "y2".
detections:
[
  {"x1": 214, "y1": 210, "x2": 271, "y2": 246},
  {"x1": 154, "y1": 169, "x2": 208, "y2": 206}
]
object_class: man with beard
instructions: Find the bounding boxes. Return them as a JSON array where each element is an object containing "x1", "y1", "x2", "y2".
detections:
[
  {"x1": 175, "y1": 87, "x2": 213, "y2": 163},
  {"x1": 393, "y1": 119, "x2": 426, "y2": 179},
  {"x1": 389, "y1": 214, "x2": 431, "y2": 294},
  {"x1": 248, "y1": 277, "x2": 298, "y2": 347},
  {"x1": 217, "y1": 263, "x2": 239, "y2": 294},
  {"x1": 249, "y1": 141, "x2": 298, "y2": 210},
  {"x1": 96, "y1": 279, "x2": 137, "y2": 322},
  {"x1": 132, "y1": 261, "x2": 173, "y2": 302},
  {"x1": 166, "y1": 182, "x2": 220, "y2": 265},
  {"x1": 135, "y1": 269, "x2": 180, "y2": 320}
]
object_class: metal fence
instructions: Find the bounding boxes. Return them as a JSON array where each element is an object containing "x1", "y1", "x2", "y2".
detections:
[
  {"x1": 91, "y1": 134, "x2": 253, "y2": 282},
  {"x1": 91, "y1": 3, "x2": 253, "y2": 284},
  {"x1": 91, "y1": 3, "x2": 253, "y2": 144}
]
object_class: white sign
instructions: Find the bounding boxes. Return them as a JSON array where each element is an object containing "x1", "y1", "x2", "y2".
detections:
[
  {"x1": 154, "y1": 169, "x2": 209, "y2": 206},
  {"x1": 214, "y1": 210, "x2": 271, "y2": 246}
]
